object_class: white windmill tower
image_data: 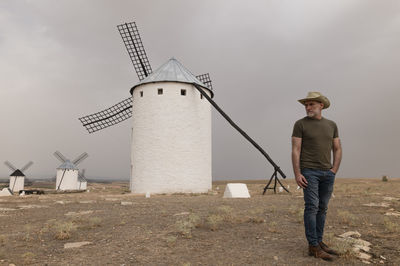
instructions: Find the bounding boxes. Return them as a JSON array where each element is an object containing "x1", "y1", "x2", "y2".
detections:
[
  {"x1": 53, "y1": 151, "x2": 88, "y2": 191},
  {"x1": 78, "y1": 169, "x2": 87, "y2": 190},
  {"x1": 79, "y1": 22, "x2": 288, "y2": 194},
  {"x1": 4, "y1": 161, "x2": 33, "y2": 193}
]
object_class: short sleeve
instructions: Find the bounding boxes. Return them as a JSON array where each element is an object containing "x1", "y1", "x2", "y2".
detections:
[
  {"x1": 292, "y1": 120, "x2": 303, "y2": 138},
  {"x1": 333, "y1": 122, "x2": 339, "y2": 138}
]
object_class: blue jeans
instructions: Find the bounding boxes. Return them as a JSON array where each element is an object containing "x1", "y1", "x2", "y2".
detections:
[{"x1": 302, "y1": 168, "x2": 335, "y2": 246}]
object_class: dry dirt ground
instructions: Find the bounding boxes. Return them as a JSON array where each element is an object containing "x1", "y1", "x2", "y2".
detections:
[{"x1": 0, "y1": 178, "x2": 399, "y2": 265}]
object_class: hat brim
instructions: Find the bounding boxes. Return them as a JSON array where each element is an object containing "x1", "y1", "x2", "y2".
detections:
[{"x1": 298, "y1": 96, "x2": 330, "y2": 109}]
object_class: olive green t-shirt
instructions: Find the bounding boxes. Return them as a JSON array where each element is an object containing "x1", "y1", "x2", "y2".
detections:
[{"x1": 292, "y1": 117, "x2": 339, "y2": 170}]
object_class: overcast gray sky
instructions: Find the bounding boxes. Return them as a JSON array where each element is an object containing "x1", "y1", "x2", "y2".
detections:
[{"x1": 1, "y1": 0, "x2": 399, "y2": 181}]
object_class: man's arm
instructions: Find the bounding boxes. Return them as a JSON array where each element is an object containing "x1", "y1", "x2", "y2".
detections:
[
  {"x1": 331, "y1": 138, "x2": 342, "y2": 174},
  {"x1": 292, "y1": 137, "x2": 308, "y2": 188}
]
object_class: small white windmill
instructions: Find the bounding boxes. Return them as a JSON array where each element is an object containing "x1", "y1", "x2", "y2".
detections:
[
  {"x1": 53, "y1": 151, "x2": 88, "y2": 191},
  {"x1": 4, "y1": 161, "x2": 33, "y2": 193}
]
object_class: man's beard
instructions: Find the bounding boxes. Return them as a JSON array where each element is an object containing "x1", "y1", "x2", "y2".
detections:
[{"x1": 307, "y1": 111, "x2": 315, "y2": 118}]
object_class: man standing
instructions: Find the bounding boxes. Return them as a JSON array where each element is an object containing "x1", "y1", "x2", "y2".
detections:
[{"x1": 292, "y1": 92, "x2": 342, "y2": 261}]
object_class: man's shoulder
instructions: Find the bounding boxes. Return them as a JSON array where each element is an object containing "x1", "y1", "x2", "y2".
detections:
[
  {"x1": 294, "y1": 117, "x2": 308, "y2": 124},
  {"x1": 322, "y1": 117, "x2": 338, "y2": 126}
]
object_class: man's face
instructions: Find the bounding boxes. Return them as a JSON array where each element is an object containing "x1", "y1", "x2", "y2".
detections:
[{"x1": 304, "y1": 100, "x2": 323, "y2": 118}]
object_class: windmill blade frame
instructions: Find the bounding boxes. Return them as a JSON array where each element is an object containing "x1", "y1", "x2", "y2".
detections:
[
  {"x1": 54, "y1": 151, "x2": 67, "y2": 163},
  {"x1": 79, "y1": 97, "x2": 133, "y2": 133},
  {"x1": 20, "y1": 161, "x2": 33, "y2": 172},
  {"x1": 117, "y1": 22, "x2": 152, "y2": 81},
  {"x1": 4, "y1": 161, "x2": 17, "y2": 172},
  {"x1": 73, "y1": 152, "x2": 89, "y2": 166},
  {"x1": 196, "y1": 73, "x2": 213, "y2": 90},
  {"x1": 78, "y1": 169, "x2": 87, "y2": 182}
]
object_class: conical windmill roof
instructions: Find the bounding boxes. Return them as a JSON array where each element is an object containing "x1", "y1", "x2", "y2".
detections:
[
  {"x1": 57, "y1": 160, "x2": 78, "y2": 170},
  {"x1": 10, "y1": 169, "x2": 25, "y2": 177},
  {"x1": 130, "y1": 58, "x2": 213, "y2": 96}
]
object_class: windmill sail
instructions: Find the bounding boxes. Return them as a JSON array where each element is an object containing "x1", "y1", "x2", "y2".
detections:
[
  {"x1": 4, "y1": 161, "x2": 17, "y2": 172},
  {"x1": 54, "y1": 151, "x2": 67, "y2": 163},
  {"x1": 20, "y1": 161, "x2": 33, "y2": 172},
  {"x1": 73, "y1": 152, "x2": 88, "y2": 166},
  {"x1": 79, "y1": 97, "x2": 133, "y2": 133},
  {"x1": 118, "y1": 22, "x2": 152, "y2": 81},
  {"x1": 196, "y1": 73, "x2": 213, "y2": 90}
]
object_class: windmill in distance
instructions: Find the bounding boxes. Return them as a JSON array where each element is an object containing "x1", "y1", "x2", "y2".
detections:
[
  {"x1": 4, "y1": 161, "x2": 33, "y2": 193},
  {"x1": 53, "y1": 151, "x2": 88, "y2": 191},
  {"x1": 79, "y1": 21, "x2": 287, "y2": 194}
]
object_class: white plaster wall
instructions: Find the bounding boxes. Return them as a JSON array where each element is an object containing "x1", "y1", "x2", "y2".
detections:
[
  {"x1": 78, "y1": 181, "x2": 87, "y2": 190},
  {"x1": 56, "y1": 169, "x2": 78, "y2": 190},
  {"x1": 131, "y1": 82, "x2": 212, "y2": 193},
  {"x1": 9, "y1": 176, "x2": 24, "y2": 192}
]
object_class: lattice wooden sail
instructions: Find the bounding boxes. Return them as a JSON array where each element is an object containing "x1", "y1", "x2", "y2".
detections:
[
  {"x1": 196, "y1": 73, "x2": 213, "y2": 90},
  {"x1": 79, "y1": 97, "x2": 133, "y2": 134},
  {"x1": 117, "y1": 22, "x2": 152, "y2": 81}
]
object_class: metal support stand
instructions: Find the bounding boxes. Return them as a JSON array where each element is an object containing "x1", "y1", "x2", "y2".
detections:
[{"x1": 263, "y1": 167, "x2": 289, "y2": 194}]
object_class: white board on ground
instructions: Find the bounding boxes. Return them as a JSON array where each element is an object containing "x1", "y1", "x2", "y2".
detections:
[
  {"x1": 223, "y1": 183, "x2": 251, "y2": 198},
  {"x1": 0, "y1": 188, "x2": 13, "y2": 197}
]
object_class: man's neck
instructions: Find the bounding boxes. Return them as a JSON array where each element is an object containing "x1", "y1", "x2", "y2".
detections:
[{"x1": 308, "y1": 115, "x2": 323, "y2": 120}]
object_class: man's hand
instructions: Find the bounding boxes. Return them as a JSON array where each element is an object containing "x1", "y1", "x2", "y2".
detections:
[{"x1": 295, "y1": 174, "x2": 308, "y2": 188}]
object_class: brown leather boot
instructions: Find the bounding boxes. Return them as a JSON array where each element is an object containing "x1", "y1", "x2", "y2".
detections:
[
  {"x1": 319, "y1": 241, "x2": 339, "y2": 256},
  {"x1": 309, "y1": 245, "x2": 335, "y2": 261}
]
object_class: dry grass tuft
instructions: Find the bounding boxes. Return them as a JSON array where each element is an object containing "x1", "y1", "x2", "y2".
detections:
[
  {"x1": 324, "y1": 233, "x2": 357, "y2": 259},
  {"x1": 52, "y1": 221, "x2": 77, "y2": 240},
  {"x1": 267, "y1": 221, "x2": 279, "y2": 233},
  {"x1": 0, "y1": 235, "x2": 7, "y2": 246},
  {"x1": 22, "y1": 251, "x2": 36, "y2": 264},
  {"x1": 175, "y1": 213, "x2": 200, "y2": 238},
  {"x1": 383, "y1": 217, "x2": 400, "y2": 233},
  {"x1": 337, "y1": 210, "x2": 357, "y2": 225},
  {"x1": 164, "y1": 235, "x2": 177, "y2": 246}
]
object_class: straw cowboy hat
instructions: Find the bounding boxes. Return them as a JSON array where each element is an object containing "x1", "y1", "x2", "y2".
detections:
[{"x1": 298, "y1": 92, "x2": 330, "y2": 109}]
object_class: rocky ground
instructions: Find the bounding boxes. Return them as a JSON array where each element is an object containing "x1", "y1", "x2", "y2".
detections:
[{"x1": 0, "y1": 178, "x2": 399, "y2": 265}]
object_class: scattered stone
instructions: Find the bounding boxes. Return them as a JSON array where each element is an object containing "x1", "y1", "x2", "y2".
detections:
[
  {"x1": 0, "y1": 188, "x2": 13, "y2": 197},
  {"x1": 383, "y1": 197, "x2": 398, "y2": 201},
  {"x1": 79, "y1": 200, "x2": 95, "y2": 204},
  {"x1": 145, "y1": 192, "x2": 151, "y2": 198},
  {"x1": 380, "y1": 255, "x2": 386, "y2": 260},
  {"x1": 105, "y1": 198, "x2": 119, "y2": 201},
  {"x1": 9, "y1": 264, "x2": 16, "y2": 266},
  {"x1": 384, "y1": 211, "x2": 400, "y2": 217},
  {"x1": 379, "y1": 260, "x2": 384, "y2": 264},
  {"x1": 174, "y1": 212, "x2": 190, "y2": 216},
  {"x1": 273, "y1": 256, "x2": 278, "y2": 261},
  {"x1": 362, "y1": 260, "x2": 371, "y2": 264},
  {"x1": 331, "y1": 193, "x2": 335, "y2": 198},
  {"x1": 18, "y1": 205, "x2": 48, "y2": 209},
  {"x1": 65, "y1": 210, "x2": 93, "y2": 216},
  {"x1": 0, "y1": 207, "x2": 17, "y2": 211},
  {"x1": 216, "y1": 186, "x2": 220, "y2": 190},
  {"x1": 354, "y1": 244, "x2": 371, "y2": 252},
  {"x1": 363, "y1": 202, "x2": 390, "y2": 208},
  {"x1": 339, "y1": 231, "x2": 361, "y2": 238},
  {"x1": 358, "y1": 252, "x2": 372, "y2": 260},
  {"x1": 64, "y1": 241, "x2": 92, "y2": 249},
  {"x1": 121, "y1": 201, "x2": 133, "y2": 206}
]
